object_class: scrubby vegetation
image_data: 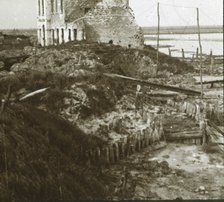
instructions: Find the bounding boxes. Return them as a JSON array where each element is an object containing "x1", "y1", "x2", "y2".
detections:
[
  {"x1": 0, "y1": 41, "x2": 197, "y2": 201},
  {"x1": 0, "y1": 104, "x2": 116, "y2": 201}
]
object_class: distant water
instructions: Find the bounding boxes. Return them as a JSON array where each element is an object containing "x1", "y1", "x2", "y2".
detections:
[{"x1": 144, "y1": 33, "x2": 223, "y2": 57}]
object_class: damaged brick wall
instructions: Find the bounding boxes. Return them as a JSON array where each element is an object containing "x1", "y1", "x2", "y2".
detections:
[
  {"x1": 38, "y1": 0, "x2": 144, "y2": 48},
  {"x1": 63, "y1": 0, "x2": 143, "y2": 48},
  {"x1": 84, "y1": 0, "x2": 144, "y2": 48},
  {"x1": 64, "y1": 0, "x2": 129, "y2": 22},
  {"x1": 64, "y1": 0, "x2": 100, "y2": 22}
]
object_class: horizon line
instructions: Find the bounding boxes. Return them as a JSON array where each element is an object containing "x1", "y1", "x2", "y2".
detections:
[{"x1": 0, "y1": 24, "x2": 223, "y2": 30}]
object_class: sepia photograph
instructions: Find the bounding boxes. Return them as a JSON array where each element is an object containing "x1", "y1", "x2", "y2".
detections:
[{"x1": 0, "y1": 0, "x2": 223, "y2": 201}]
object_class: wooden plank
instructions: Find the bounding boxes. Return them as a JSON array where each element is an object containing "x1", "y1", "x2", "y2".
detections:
[
  {"x1": 165, "y1": 128, "x2": 199, "y2": 133},
  {"x1": 104, "y1": 73, "x2": 201, "y2": 96},
  {"x1": 195, "y1": 79, "x2": 224, "y2": 85},
  {"x1": 165, "y1": 129, "x2": 199, "y2": 134},
  {"x1": 167, "y1": 135, "x2": 203, "y2": 140},
  {"x1": 167, "y1": 132, "x2": 201, "y2": 138}
]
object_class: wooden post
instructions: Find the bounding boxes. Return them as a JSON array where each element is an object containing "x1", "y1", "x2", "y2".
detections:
[
  {"x1": 109, "y1": 145, "x2": 115, "y2": 163},
  {"x1": 34, "y1": 40, "x2": 37, "y2": 66},
  {"x1": 182, "y1": 48, "x2": 185, "y2": 59},
  {"x1": 0, "y1": 85, "x2": 11, "y2": 115},
  {"x1": 0, "y1": 99, "x2": 5, "y2": 115},
  {"x1": 114, "y1": 143, "x2": 119, "y2": 162},
  {"x1": 201, "y1": 119, "x2": 208, "y2": 145},
  {"x1": 210, "y1": 50, "x2": 214, "y2": 74},
  {"x1": 210, "y1": 49, "x2": 213, "y2": 58},
  {"x1": 104, "y1": 147, "x2": 110, "y2": 163},
  {"x1": 196, "y1": 47, "x2": 199, "y2": 59},
  {"x1": 156, "y1": 2, "x2": 160, "y2": 75},
  {"x1": 168, "y1": 48, "x2": 171, "y2": 57},
  {"x1": 197, "y1": 8, "x2": 204, "y2": 99},
  {"x1": 78, "y1": 55, "x2": 82, "y2": 65}
]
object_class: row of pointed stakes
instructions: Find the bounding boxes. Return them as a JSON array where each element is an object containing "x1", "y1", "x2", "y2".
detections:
[
  {"x1": 168, "y1": 99, "x2": 222, "y2": 123},
  {"x1": 84, "y1": 119, "x2": 164, "y2": 165},
  {"x1": 167, "y1": 99, "x2": 221, "y2": 145}
]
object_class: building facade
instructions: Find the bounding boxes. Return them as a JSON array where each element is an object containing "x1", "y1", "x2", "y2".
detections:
[{"x1": 37, "y1": 0, "x2": 143, "y2": 48}]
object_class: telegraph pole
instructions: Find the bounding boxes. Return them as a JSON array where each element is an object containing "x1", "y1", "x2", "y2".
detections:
[
  {"x1": 156, "y1": 2, "x2": 160, "y2": 75},
  {"x1": 197, "y1": 8, "x2": 203, "y2": 99}
]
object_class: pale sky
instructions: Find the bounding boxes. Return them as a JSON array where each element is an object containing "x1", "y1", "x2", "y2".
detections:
[
  {"x1": 130, "y1": 0, "x2": 223, "y2": 27},
  {"x1": 0, "y1": 0, "x2": 223, "y2": 29}
]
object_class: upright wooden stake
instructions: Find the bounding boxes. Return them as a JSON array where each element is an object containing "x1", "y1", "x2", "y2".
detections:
[
  {"x1": 210, "y1": 49, "x2": 213, "y2": 58},
  {"x1": 196, "y1": 47, "x2": 199, "y2": 59},
  {"x1": 34, "y1": 40, "x2": 37, "y2": 66},
  {"x1": 197, "y1": 8, "x2": 203, "y2": 99},
  {"x1": 182, "y1": 48, "x2": 185, "y2": 59},
  {"x1": 210, "y1": 56, "x2": 214, "y2": 74},
  {"x1": 210, "y1": 49, "x2": 213, "y2": 73},
  {"x1": 156, "y1": 2, "x2": 160, "y2": 75},
  {"x1": 168, "y1": 48, "x2": 171, "y2": 57}
]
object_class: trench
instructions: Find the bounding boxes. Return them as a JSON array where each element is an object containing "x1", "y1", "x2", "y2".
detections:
[
  {"x1": 85, "y1": 96, "x2": 223, "y2": 166},
  {"x1": 103, "y1": 99, "x2": 224, "y2": 200}
]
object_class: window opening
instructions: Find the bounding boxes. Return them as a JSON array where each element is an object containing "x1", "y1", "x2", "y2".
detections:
[
  {"x1": 38, "y1": 0, "x2": 41, "y2": 16},
  {"x1": 61, "y1": 28, "x2": 64, "y2": 43},
  {"x1": 61, "y1": 0, "x2": 64, "y2": 13},
  {"x1": 51, "y1": 0, "x2": 54, "y2": 13},
  {"x1": 42, "y1": 0, "x2": 45, "y2": 16}
]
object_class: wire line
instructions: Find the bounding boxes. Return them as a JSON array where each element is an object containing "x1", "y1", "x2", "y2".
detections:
[{"x1": 159, "y1": 2, "x2": 197, "y2": 9}]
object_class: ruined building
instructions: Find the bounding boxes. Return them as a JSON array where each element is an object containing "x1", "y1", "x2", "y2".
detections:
[{"x1": 37, "y1": 0, "x2": 144, "y2": 48}]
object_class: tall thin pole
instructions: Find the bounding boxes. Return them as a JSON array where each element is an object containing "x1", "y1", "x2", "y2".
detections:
[
  {"x1": 156, "y1": 2, "x2": 160, "y2": 75},
  {"x1": 197, "y1": 8, "x2": 203, "y2": 99}
]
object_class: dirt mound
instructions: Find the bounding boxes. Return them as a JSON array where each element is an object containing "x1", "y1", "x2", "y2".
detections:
[
  {"x1": 0, "y1": 104, "x2": 111, "y2": 201},
  {"x1": 11, "y1": 42, "x2": 194, "y2": 78},
  {"x1": 0, "y1": 41, "x2": 196, "y2": 201}
]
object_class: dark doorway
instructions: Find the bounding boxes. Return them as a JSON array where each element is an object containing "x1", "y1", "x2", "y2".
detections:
[
  {"x1": 61, "y1": 28, "x2": 64, "y2": 43},
  {"x1": 73, "y1": 29, "x2": 77, "y2": 40},
  {"x1": 52, "y1": 29, "x2": 55, "y2": 45},
  {"x1": 56, "y1": 29, "x2": 59, "y2": 44},
  {"x1": 42, "y1": 25, "x2": 46, "y2": 46}
]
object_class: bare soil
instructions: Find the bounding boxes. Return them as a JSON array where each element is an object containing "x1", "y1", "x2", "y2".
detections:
[
  {"x1": 108, "y1": 143, "x2": 224, "y2": 200},
  {"x1": 0, "y1": 41, "x2": 223, "y2": 201}
]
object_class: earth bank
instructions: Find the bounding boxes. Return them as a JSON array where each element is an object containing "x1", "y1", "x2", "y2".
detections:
[{"x1": 0, "y1": 41, "x2": 223, "y2": 201}]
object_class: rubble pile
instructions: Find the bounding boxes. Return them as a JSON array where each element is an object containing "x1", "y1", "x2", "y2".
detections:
[
  {"x1": 11, "y1": 49, "x2": 102, "y2": 75},
  {"x1": 60, "y1": 81, "x2": 118, "y2": 121},
  {"x1": 9, "y1": 42, "x2": 195, "y2": 79},
  {"x1": 0, "y1": 41, "x2": 209, "y2": 201},
  {"x1": 77, "y1": 105, "x2": 164, "y2": 142}
]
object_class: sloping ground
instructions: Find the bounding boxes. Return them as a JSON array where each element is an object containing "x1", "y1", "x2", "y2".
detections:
[
  {"x1": 107, "y1": 144, "x2": 224, "y2": 200},
  {"x1": 11, "y1": 42, "x2": 195, "y2": 77},
  {"x1": 0, "y1": 104, "x2": 113, "y2": 201},
  {"x1": 106, "y1": 104, "x2": 224, "y2": 200},
  {"x1": 0, "y1": 41, "x2": 197, "y2": 201}
]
